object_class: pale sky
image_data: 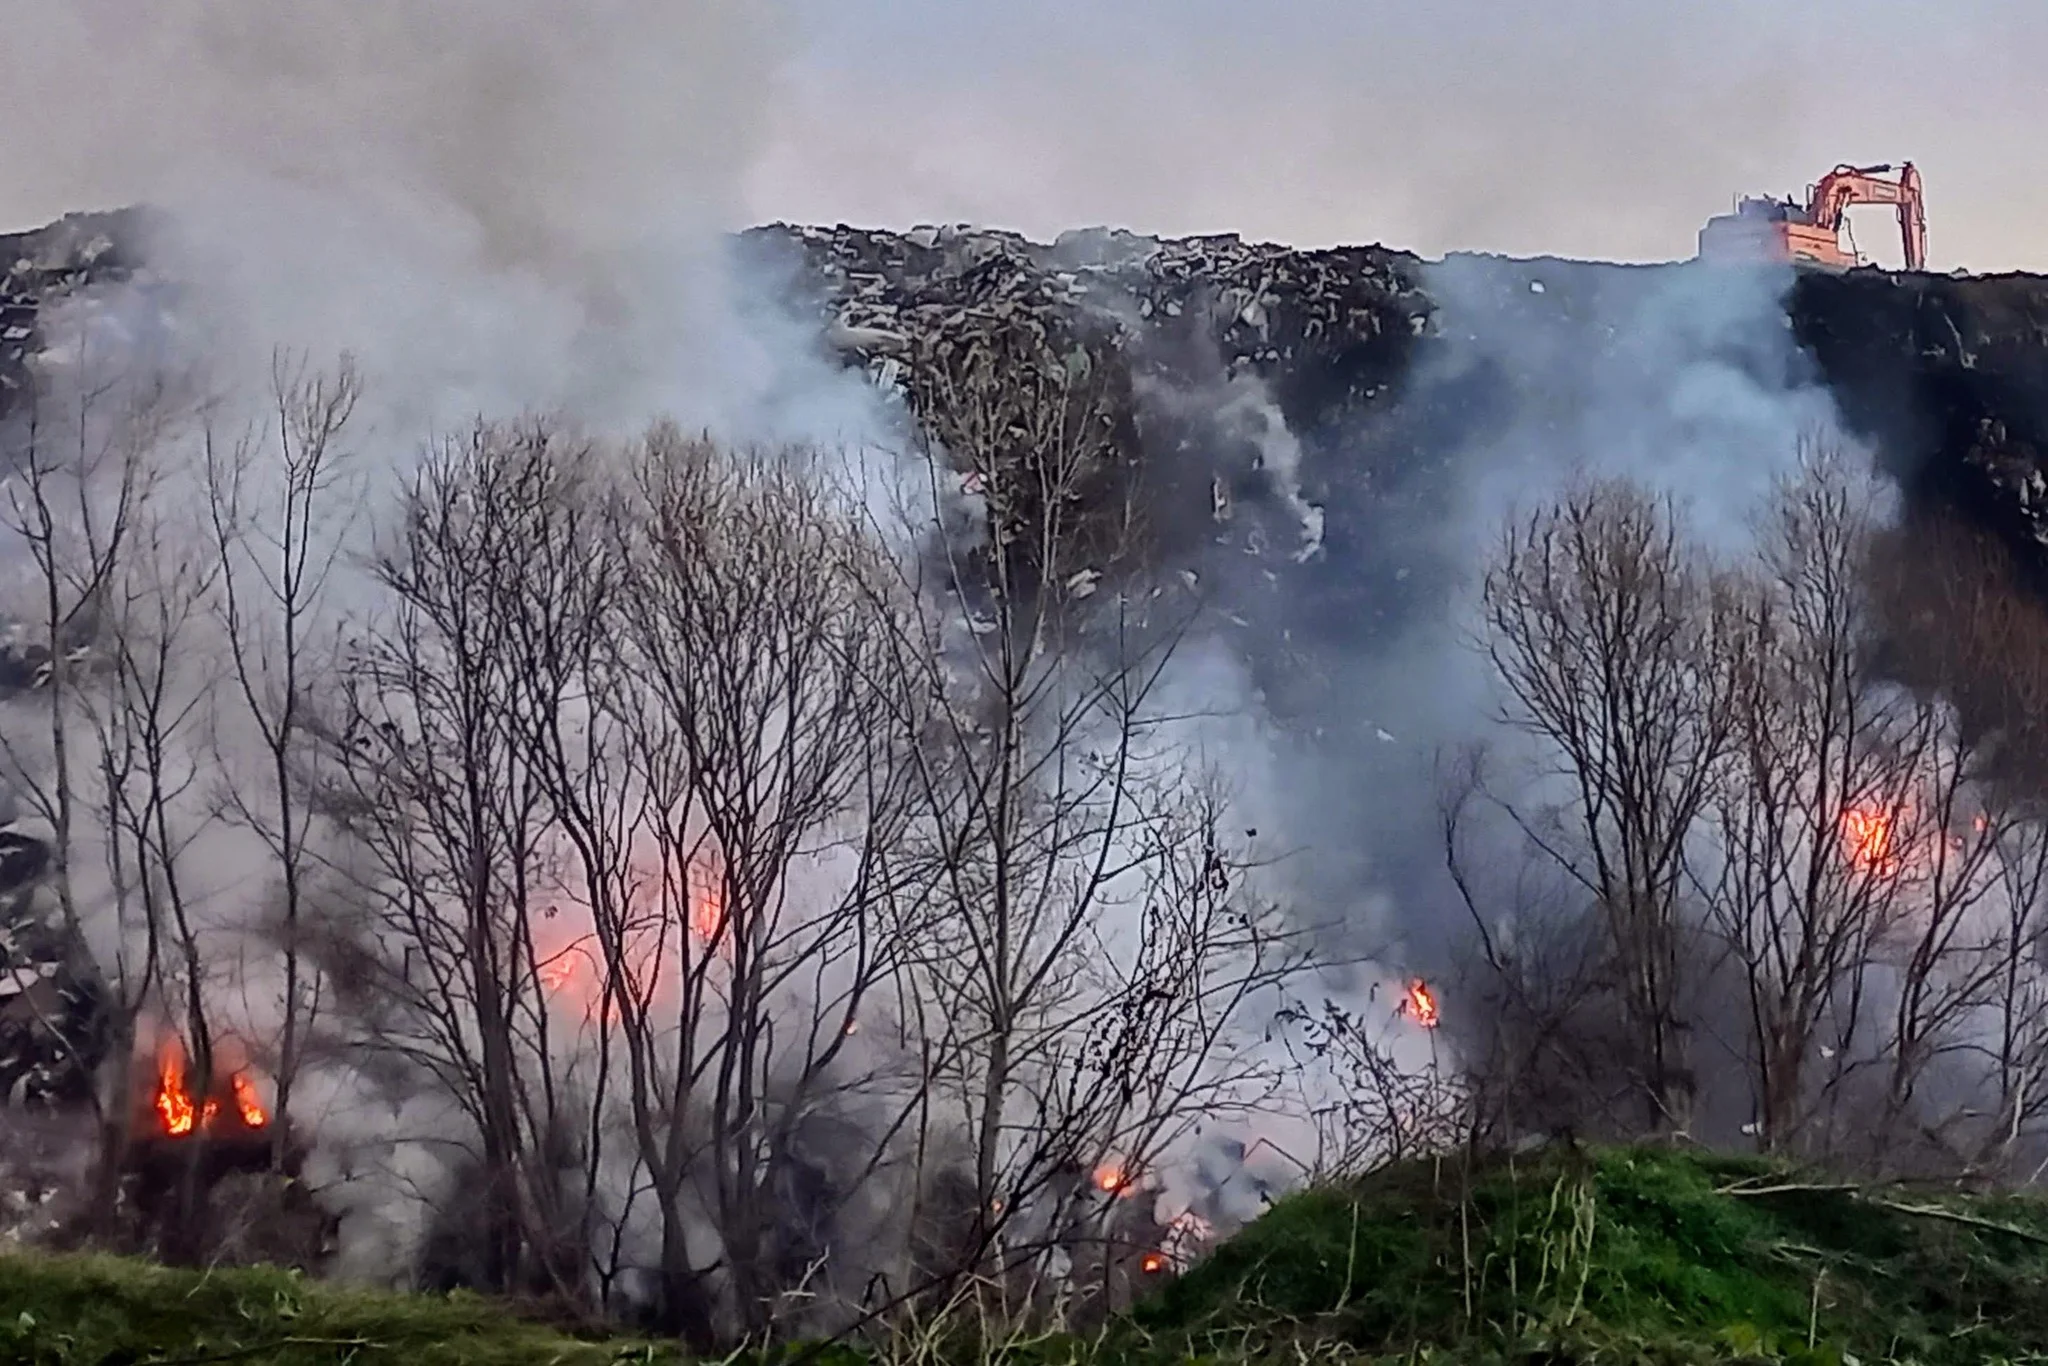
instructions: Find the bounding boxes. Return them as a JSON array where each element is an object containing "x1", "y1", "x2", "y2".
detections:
[
  {"x1": 3, "y1": 1, "x2": 2043, "y2": 273},
  {"x1": 747, "y1": 0, "x2": 2048, "y2": 271}
]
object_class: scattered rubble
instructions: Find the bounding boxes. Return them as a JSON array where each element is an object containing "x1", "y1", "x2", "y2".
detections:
[
  {"x1": 0, "y1": 209, "x2": 146, "y2": 410},
  {"x1": 0, "y1": 827, "x2": 107, "y2": 1110}
]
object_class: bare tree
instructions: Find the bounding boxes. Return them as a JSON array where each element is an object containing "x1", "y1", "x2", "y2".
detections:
[
  {"x1": 1858, "y1": 499, "x2": 2048, "y2": 1171},
  {"x1": 1696, "y1": 449, "x2": 1978, "y2": 1156},
  {"x1": 857, "y1": 338, "x2": 1308, "y2": 1319},
  {"x1": 308, "y1": 419, "x2": 598, "y2": 1307},
  {"x1": 1476, "y1": 478, "x2": 1740, "y2": 1135},
  {"x1": 83, "y1": 444, "x2": 236, "y2": 1265},
  {"x1": 521, "y1": 425, "x2": 932, "y2": 1344},
  {"x1": 203, "y1": 351, "x2": 363, "y2": 1167},
  {"x1": 0, "y1": 340, "x2": 194, "y2": 1227},
  {"x1": 1973, "y1": 813, "x2": 2048, "y2": 1177}
]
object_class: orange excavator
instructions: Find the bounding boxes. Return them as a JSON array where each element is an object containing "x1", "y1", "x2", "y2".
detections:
[{"x1": 1698, "y1": 162, "x2": 1927, "y2": 271}]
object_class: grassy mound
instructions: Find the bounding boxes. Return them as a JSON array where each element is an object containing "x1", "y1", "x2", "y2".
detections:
[
  {"x1": 1130, "y1": 1144, "x2": 2048, "y2": 1364},
  {"x1": 9, "y1": 1146, "x2": 2048, "y2": 1363}
]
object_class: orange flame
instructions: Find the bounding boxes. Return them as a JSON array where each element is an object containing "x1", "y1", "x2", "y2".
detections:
[
  {"x1": 151, "y1": 1038, "x2": 267, "y2": 1137},
  {"x1": 689, "y1": 863, "x2": 727, "y2": 946},
  {"x1": 1403, "y1": 980, "x2": 1440, "y2": 1029},
  {"x1": 1094, "y1": 1163, "x2": 1134, "y2": 1196},
  {"x1": 1140, "y1": 1251, "x2": 1166, "y2": 1274},
  {"x1": 536, "y1": 955, "x2": 578, "y2": 994},
  {"x1": 155, "y1": 1047, "x2": 201, "y2": 1136},
  {"x1": 232, "y1": 1073, "x2": 268, "y2": 1129},
  {"x1": 531, "y1": 858, "x2": 733, "y2": 1029},
  {"x1": 1840, "y1": 804, "x2": 1900, "y2": 876}
]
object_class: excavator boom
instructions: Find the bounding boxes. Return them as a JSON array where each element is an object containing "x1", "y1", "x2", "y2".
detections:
[{"x1": 1699, "y1": 160, "x2": 1926, "y2": 271}]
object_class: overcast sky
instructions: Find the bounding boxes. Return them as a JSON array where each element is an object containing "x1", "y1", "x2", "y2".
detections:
[
  {"x1": 2, "y1": 0, "x2": 2042, "y2": 273},
  {"x1": 746, "y1": 0, "x2": 2048, "y2": 271}
]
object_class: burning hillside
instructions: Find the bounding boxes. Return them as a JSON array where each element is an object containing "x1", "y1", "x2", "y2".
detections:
[{"x1": 8, "y1": 204, "x2": 2048, "y2": 1331}]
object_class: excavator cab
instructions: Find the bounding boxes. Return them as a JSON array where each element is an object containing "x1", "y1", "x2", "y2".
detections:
[
  {"x1": 1698, "y1": 161, "x2": 1926, "y2": 271},
  {"x1": 1698, "y1": 195, "x2": 1836, "y2": 267}
]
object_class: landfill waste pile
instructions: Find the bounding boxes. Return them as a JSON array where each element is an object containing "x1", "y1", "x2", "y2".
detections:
[
  {"x1": 4, "y1": 211, "x2": 2048, "y2": 1117},
  {"x1": 741, "y1": 224, "x2": 2048, "y2": 740},
  {"x1": 742, "y1": 223, "x2": 1426, "y2": 622},
  {"x1": 0, "y1": 213, "x2": 132, "y2": 1121},
  {"x1": 0, "y1": 209, "x2": 147, "y2": 408},
  {"x1": 0, "y1": 796, "x2": 109, "y2": 1115}
]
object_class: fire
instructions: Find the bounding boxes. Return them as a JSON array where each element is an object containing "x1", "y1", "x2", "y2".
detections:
[
  {"x1": 689, "y1": 861, "x2": 727, "y2": 945},
  {"x1": 1840, "y1": 804, "x2": 1900, "y2": 876},
  {"x1": 151, "y1": 1038, "x2": 267, "y2": 1138},
  {"x1": 536, "y1": 954, "x2": 578, "y2": 994},
  {"x1": 1402, "y1": 979, "x2": 1440, "y2": 1029},
  {"x1": 1140, "y1": 1251, "x2": 1166, "y2": 1274},
  {"x1": 232, "y1": 1072, "x2": 268, "y2": 1128},
  {"x1": 531, "y1": 857, "x2": 736, "y2": 1030},
  {"x1": 155, "y1": 1047, "x2": 203, "y2": 1137},
  {"x1": 1094, "y1": 1163, "x2": 1134, "y2": 1196}
]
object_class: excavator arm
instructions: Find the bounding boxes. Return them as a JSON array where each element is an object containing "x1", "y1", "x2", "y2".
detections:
[{"x1": 1805, "y1": 162, "x2": 1927, "y2": 270}]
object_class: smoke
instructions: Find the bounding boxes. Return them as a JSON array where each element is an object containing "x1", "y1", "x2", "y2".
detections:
[
  {"x1": 0, "y1": 0, "x2": 934, "y2": 1309},
  {"x1": 0, "y1": 0, "x2": 894, "y2": 455},
  {"x1": 1228, "y1": 254, "x2": 1848, "y2": 963},
  {"x1": 0, "y1": 0, "x2": 2004, "y2": 1322}
]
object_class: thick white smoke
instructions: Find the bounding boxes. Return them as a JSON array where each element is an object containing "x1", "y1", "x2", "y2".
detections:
[
  {"x1": 0, "y1": 0, "x2": 893, "y2": 455},
  {"x1": 0, "y1": 0, "x2": 1989, "y2": 1317},
  {"x1": 0, "y1": 0, "x2": 926, "y2": 1303}
]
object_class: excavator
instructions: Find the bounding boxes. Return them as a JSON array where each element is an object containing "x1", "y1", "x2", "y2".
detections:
[{"x1": 1697, "y1": 161, "x2": 1927, "y2": 271}]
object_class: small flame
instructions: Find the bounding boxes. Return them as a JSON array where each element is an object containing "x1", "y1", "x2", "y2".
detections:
[
  {"x1": 1140, "y1": 1251, "x2": 1166, "y2": 1274},
  {"x1": 155, "y1": 1048, "x2": 199, "y2": 1137},
  {"x1": 1094, "y1": 1163, "x2": 1134, "y2": 1196},
  {"x1": 1403, "y1": 979, "x2": 1440, "y2": 1029},
  {"x1": 232, "y1": 1073, "x2": 268, "y2": 1129},
  {"x1": 1840, "y1": 804, "x2": 1900, "y2": 876},
  {"x1": 690, "y1": 874, "x2": 727, "y2": 945},
  {"x1": 536, "y1": 955, "x2": 578, "y2": 994}
]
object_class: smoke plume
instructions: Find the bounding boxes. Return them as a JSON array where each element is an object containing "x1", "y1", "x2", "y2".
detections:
[
  {"x1": 0, "y1": 0, "x2": 892, "y2": 454},
  {"x1": 0, "y1": 0, "x2": 1998, "y2": 1325}
]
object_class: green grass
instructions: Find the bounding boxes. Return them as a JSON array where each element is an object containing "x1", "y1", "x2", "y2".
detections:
[
  {"x1": 12, "y1": 1146, "x2": 2048, "y2": 1364},
  {"x1": 0, "y1": 1252, "x2": 682, "y2": 1365},
  {"x1": 1127, "y1": 1143, "x2": 2048, "y2": 1363}
]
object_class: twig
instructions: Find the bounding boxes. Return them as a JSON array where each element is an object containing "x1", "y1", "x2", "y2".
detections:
[
  {"x1": 1718, "y1": 1177, "x2": 2048, "y2": 1248},
  {"x1": 1717, "y1": 1180, "x2": 1863, "y2": 1197},
  {"x1": 1861, "y1": 1196, "x2": 2048, "y2": 1249}
]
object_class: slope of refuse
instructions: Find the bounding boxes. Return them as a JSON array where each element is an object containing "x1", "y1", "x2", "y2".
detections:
[
  {"x1": 742, "y1": 223, "x2": 2048, "y2": 757},
  {"x1": 744, "y1": 222, "x2": 2048, "y2": 581},
  {"x1": 8, "y1": 212, "x2": 2048, "y2": 1110}
]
